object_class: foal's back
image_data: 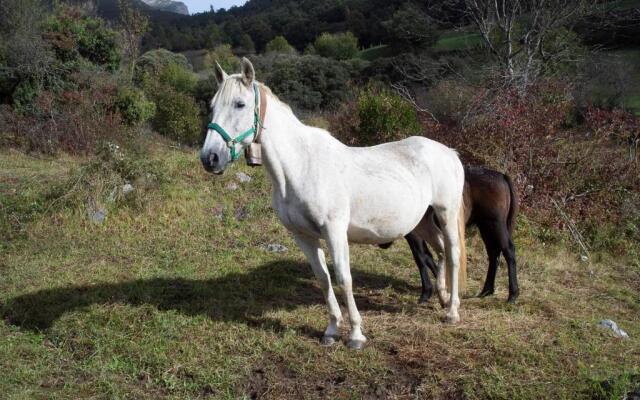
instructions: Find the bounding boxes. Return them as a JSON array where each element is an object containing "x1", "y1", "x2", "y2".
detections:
[{"x1": 464, "y1": 166, "x2": 517, "y2": 231}]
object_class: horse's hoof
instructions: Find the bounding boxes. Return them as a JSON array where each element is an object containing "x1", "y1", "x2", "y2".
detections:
[
  {"x1": 445, "y1": 312, "x2": 460, "y2": 324},
  {"x1": 478, "y1": 289, "x2": 494, "y2": 298},
  {"x1": 506, "y1": 295, "x2": 518, "y2": 304},
  {"x1": 320, "y1": 335, "x2": 340, "y2": 346},
  {"x1": 418, "y1": 295, "x2": 430, "y2": 304},
  {"x1": 346, "y1": 339, "x2": 366, "y2": 350}
]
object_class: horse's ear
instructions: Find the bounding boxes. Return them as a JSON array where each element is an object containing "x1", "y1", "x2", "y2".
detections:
[
  {"x1": 214, "y1": 61, "x2": 228, "y2": 85},
  {"x1": 241, "y1": 57, "x2": 255, "y2": 86}
]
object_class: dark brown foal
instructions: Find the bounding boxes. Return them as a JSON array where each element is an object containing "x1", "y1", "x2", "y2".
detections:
[{"x1": 399, "y1": 166, "x2": 520, "y2": 303}]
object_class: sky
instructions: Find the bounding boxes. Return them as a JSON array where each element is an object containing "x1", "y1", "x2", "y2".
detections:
[{"x1": 181, "y1": 0, "x2": 248, "y2": 14}]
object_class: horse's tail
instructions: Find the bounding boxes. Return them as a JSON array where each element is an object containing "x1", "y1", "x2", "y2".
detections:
[
  {"x1": 457, "y1": 201, "x2": 467, "y2": 291},
  {"x1": 504, "y1": 173, "x2": 519, "y2": 235}
]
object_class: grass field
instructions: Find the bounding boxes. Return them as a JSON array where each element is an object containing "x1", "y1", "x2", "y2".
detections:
[
  {"x1": 433, "y1": 32, "x2": 483, "y2": 52},
  {"x1": 1, "y1": 144, "x2": 639, "y2": 399}
]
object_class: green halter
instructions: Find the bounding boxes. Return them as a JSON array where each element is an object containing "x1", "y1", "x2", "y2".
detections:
[{"x1": 208, "y1": 82, "x2": 261, "y2": 161}]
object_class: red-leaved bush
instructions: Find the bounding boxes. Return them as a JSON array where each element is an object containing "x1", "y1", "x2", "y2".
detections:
[
  {"x1": 423, "y1": 81, "x2": 639, "y2": 252},
  {"x1": 1, "y1": 73, "x2": 126, "y2": 154}
]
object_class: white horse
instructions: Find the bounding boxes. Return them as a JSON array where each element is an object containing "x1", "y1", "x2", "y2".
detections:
[{"x1": 200, "y1": 58, "x2": 467, "y2": 349}]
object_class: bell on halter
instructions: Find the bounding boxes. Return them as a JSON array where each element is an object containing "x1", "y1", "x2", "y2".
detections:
[{"x1": 245, "y1": 142, "x2": 262, "y2": 167}]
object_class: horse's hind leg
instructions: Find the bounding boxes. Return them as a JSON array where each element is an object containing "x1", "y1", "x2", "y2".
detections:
[
  {"x1": 478, "y1": 223, "x2": 519, "y2": 303},
  {"x1": 478, "y1": 242, "x2": 500, "y2": 298},
  {"x1": 324, "y1": 226, "x2": 366, "y2": 350},
  {"x1": 405, "y1": 232, "x2": 436, "y2": 303},
  {"x1": 504, "y1": 238, "x2": 519, "y2": 303},
  {"x1": 293, "y1": 234, "x2": 343, "y2": 345},
  {"x1": 434, "y1": 206, "x2": 462, "y2": 324}
]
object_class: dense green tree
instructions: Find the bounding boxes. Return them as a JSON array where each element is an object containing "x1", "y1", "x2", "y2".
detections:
[
  {"x1": 265, "y1": 36, "x2": 296, "y2": 54},
  {"x1": 234, "y1": 34, "x2": 255, "y2": 55},
  {"x1": 382, "y1": 2, "x2": 439, "y2": 50},
  {"x1": 314, "y1": 32, "x2": 359, "y2": 60}
]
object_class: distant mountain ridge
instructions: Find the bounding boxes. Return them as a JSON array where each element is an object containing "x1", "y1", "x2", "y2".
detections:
[{"x1": 140, "y1": 0, "x2": 189, "y2": 15}]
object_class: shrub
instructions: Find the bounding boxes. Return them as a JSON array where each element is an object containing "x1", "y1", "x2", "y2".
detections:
[
  {"x1": 1, "y1": 72, "x2": 125, "y2": 154},
  {"x1": 265, "y1": 36, "x2": 296, "y2": 54},
  {"x1": 114, "y1": 87, "x2": 155, "y2": 126},
  {"x1": 158, "y1": 62, "x2": 198, "y2": 94},
  {"x1": 151, "y1": 85, "x2": 201, "y2": 145},
  {"x1": 330, "y1": 85, "x2": 421, "y2": 146},
  {"x1": 252, "y1": 53, "x2": 352, "y2": 110},
  {"x1": 314, "y1": 32, "x2": 359, "y2": 60},
  {"x1": 11, "y1": 79, "x2": 42, "y2": 113},
  {"x1": 44, "y1": 7, "x2": 121, "y2": 71},
  {"x1": 422, "y1": 81, "x2": 640, "y2": 252},
  {"x1": 135, "y1": 49, "x2": 191, "y2": 83},
  {"x1": 425, "y1": 80, "x2": 477, "y2": 123},
  {"x1": 202, "y1": 44, "x2": 240, "y2": 73},
  {"x1": 356, "y1": 86, "x2": 420, "y2": 145}
]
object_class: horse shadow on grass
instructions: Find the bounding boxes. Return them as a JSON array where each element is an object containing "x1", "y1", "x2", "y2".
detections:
[{"x1": 3, "y1": 260, "x2": 420, "y2": 340}]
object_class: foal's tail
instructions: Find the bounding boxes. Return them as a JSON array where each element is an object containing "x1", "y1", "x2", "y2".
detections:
[
  {"x1": 457, "y1": 201, "x2": 467, "y2": 291},
  {"x1": 504, "y1": 174, "x2": 519, "y2": 235}
]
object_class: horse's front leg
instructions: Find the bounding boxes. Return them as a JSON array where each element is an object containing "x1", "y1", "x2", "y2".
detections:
[
  {"x1": 325, "y1": 226, "x2": 367, "y2": 350},
  {"x1": 293, "y1": 234, "x2": 343, "y2": 345}
]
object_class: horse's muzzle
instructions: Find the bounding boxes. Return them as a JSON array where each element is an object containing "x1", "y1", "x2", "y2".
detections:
[{"x1": 200, "y1": 151, "x2": 222, "y2": 174}]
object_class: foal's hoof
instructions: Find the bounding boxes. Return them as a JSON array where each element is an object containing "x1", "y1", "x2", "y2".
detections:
[
  {"x1": 320, "y1": 335, "x2": 340, "y2": 346},
  {"x1": 506, "y1": 294, "x2": 519, "y2": 304},
  {"x1": 478, "y1": 288, "x2": 495, "y2": 298},
  {"x1": 346, "y1": 339, "x2": 366, "y2": 350}
]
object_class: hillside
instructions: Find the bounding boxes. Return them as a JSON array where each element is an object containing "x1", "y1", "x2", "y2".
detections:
[{"x1": 0, "y1": 144, "x2": 638, "y2": 399}]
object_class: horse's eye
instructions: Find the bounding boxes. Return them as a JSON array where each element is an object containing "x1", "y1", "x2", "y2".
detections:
[{"x1": 235, "y1": 101, "x2": 246, "y2": 109}]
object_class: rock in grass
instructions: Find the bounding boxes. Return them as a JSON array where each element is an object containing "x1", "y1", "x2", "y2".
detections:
[
  {"x1": 212, "y1": 204, "x2": 225, "y2": 220},
  {"x1": 122, "y1": 183, "x2": 134, "y2": 196},
  {"x1": 236, "y1": 172, "x2": 252, "y2": 183},
  {"x1": 598, "y1": 319, "x2": 629, "y2": 338},
  {"x1": 88, "y1": 207, "x2": 106, "y2": 224},
  {"x1": 226, "y1": 182, "x2": 238, "y2": 191},
  {"x1": 235, "y1": 206, "x2": 249, "y2": 221},
  {"x1": 261, "y1": 243, "x2": 288, "y2": 253}
]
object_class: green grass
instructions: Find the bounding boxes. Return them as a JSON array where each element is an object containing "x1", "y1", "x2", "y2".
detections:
[
  {"x1": 357, "y1": 45, "x2": 396, "y2": 61},
  {"x1": 433, "y1": 31, "x2": 483, "y2": 52},
  {"x1": 1, "y1": 145, "x2": 639, "y2": 399}
]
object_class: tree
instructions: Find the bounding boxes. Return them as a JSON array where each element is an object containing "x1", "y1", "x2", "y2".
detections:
[
  {"x1": 314, "y1": 32, "x2": 359, "y2": 60},
  {"x1": 0, "y1": 0, "x2": 53, "y2": 104},
  {"x1": 465, "y1": 0, "x2": 593, "y2": 90},
  {"x1": 234, "y1": 34, "x2": 255, "y2": 56},
  {"x1": 265, "y1": 36, "x2": 296, "y2": 54},
  {"x1": 119, "y1": 0, "x2": 149, "y2": 79},
  {"x1": 383, "y1": 2, "x2": 440, "y2": 50}
]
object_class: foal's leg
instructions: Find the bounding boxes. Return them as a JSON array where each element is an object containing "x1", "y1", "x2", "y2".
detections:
[
  {"x1": 404, "y1": 232, "x2": 436, "y2": 303},
  {"x1": 435, "y1": 207, "x2": 462, "y2": 324},
  {"x1": 293, "y1": 234, "x2": 343, "y2": 345},
  {"x1": 429, "y1": 235, "x2": 448, "y2": 308},
  {"x1": 415, "y1": 210, "x2": 449, "y2": 307},
  {"x1": 478, "y1": 226, "x2": 500, "y2": 298},
  {"x1": 324, "y1": 226, "x2": 366, "y2": 349},
  {"x1": 504, "y1": 238, "x2": 519, "y2": 303}
]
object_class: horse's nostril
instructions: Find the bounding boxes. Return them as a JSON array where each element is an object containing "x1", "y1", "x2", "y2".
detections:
[{"x1": 212, "y1": 153, "x2": 219, "y2": 164}]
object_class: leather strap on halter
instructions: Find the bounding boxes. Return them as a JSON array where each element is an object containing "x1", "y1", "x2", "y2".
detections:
[{"x1": 255, "y1": 85, "x2": 268, "y2": 144}]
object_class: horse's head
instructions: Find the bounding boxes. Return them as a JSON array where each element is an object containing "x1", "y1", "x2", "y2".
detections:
[{"x1": 200, "y1": 57, "x2": 259, "y2": 174}]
